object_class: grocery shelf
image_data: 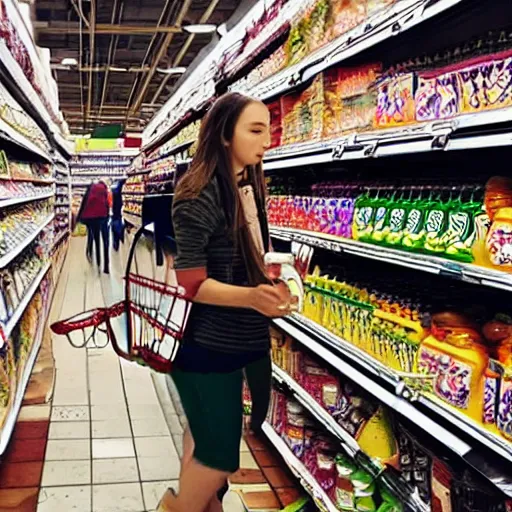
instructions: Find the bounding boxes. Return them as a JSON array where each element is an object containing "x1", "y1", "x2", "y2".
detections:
[
  {"x1": 69, "y1": 161, "x2": 131, "y2": 168},
  {"x1": 0, "y1": 213, "x2": 55, "y2": 269},
  {"x1": 0, "y1": 261, "x2": 51, "y2": 348},
  {"x1": 146, "y1": 139, "x2": 195, "y2": 165},
  {"x1": 273, "y1": 315, "x2": 512, "y2": 497},
  {"x1": 0, "y1": 117, "x2": 51, "y2": 162},
  {"x1": 272, "y1": 364, "x2": 361, "y2": 457},
  {"x1": 0, "y1": 176, "x2": 54, "y2": 185},
  {"x1": 264, "y1": 107, "x2": 512, "y2": 170},
  {"x1": 246, "y1": 0, "x2": 463, "y2": 102},
  {"x1": 270, "y1": 226, "x2": 512, "y2": 292},
  {"x1": 53, "y1": 230, "x2": 70, "y2": 248},
  {"x1": 0, "y1": 40, "x2": 60, "y2": 140},
  {"x1": 0, "y1": 192, "x2": 53, "y2": 209},
  {"x1": 0, "y1": 270, "x2": 55, "y2": 456},
  {"x1": 261, "y1": 422, "x2": 339, "y2": 512}
]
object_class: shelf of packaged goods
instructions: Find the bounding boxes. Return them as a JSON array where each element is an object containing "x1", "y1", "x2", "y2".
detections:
[
  {"x1": 124, "y1": 212, "x2": 142, "y2": 229},
  {"x1": 0, "y1": 268, "x2": 55, "y2": 456},
  {"x1": 0, "y1": 192, "x2": 53, "y2": 209},
  {"x1": 273, "y1": 315, "x2": 512, "y2": 497},
  {"x1": 0, "y1": 261, "x2": 51, "y2": 348},
  {"x1": 264, "y1": 108, "x2": 512, "y2": 170},
  {"x1": 74, "y1": 150, "x2": 140, "y2": 157},
  {"x1": 0, "y1": 213, "x2": 54, "y2": 269},
  {"x1": 69, "y1": 162, "x2": 131, "y2": 169},
  {"x1": 269, "y1": 226, "x2": 512, "y2": 292},
  {"x1": 272, "y1": 364, "x2": 360, "y2": 456},
  {"x1": 0, "y1": 176, "x2": 54, "y2": 185},
  {"x1": 244, "y1": 0, "x2": 462, "y2": 102},
  {"x1": 146, "y1": 140, "x2": 195, "y2": 166},
  {"x1": 261, "y1": 422, "x2": 339, "y2": 512},
  {"x1": 0, "y1": 117, "x2": 52, "y2": 162},
  {"x1": 55, "y1": 202, "x2": 70, "y2": 207},
  {"x1": 53, "y1": 230, "x2": 70, "y2": 249}
]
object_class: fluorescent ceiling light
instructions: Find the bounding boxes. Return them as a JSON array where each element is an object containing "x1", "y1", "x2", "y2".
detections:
[
  {"x1": 183, "y1": 24, "x2": 217, "y2": 34},
  {"x1": 109, "y1": 66, "x2": 128, "y2": 72},
  {"x1": 61, "y1": 57, "x2": 78, "y2": 66},
  {"x1": 156, "y1": 66, "x2": 187, "y2": 75}
]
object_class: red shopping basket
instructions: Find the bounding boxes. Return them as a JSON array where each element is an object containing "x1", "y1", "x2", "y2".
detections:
[{"x1": 50, "y1": 226, "x2": 192, "y2": 374}]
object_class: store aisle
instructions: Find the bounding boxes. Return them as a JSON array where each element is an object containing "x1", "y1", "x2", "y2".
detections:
[{"x1": 34, "y1": 236, "x2": 181, "y2": 512}]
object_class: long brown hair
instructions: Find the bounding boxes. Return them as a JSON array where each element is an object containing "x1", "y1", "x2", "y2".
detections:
[{"x1": 175, "y1": 92, "x2": 269, "y2": 285}]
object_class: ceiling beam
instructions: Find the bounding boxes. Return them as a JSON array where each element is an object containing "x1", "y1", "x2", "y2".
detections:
[
  {"x1": 35, "y1": 22, "x2": 182, "y2": 35},
  {"x1": 123, "y1": 0, "x2": 173, "y2": 115},
  {"x1": 85, "y1": 0, "x2": 96, "y2": 126},
  {"x1": 129, "y1": 0, "x2": 193, "y2": 115},
  {"x1": 150, "y1": 0, "x2": 219, "y2": 106}
]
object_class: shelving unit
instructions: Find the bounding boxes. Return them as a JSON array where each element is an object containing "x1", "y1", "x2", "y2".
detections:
[
  {"x1": 0, "y1": 213, "x2": 54, "y2": 268},
  {"x1": 261, "y1": 422, "x2": 340, "y2": 512},
  {"x1": 0, "y1": 0, "x2": 71, "y2": 457},
  {"x1": 270, "y1": 227, "x2": 512, "y2": 292},
  {"x1": 274, "y1": 315, "x2": 512, "y2": 498},
  {"x1": 88, "y1": 0, "x2": 512, "y2": 508}
]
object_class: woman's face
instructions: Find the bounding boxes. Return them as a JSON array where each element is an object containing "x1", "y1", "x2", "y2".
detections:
[{"x1": 229, "y1": 101, "x2": 271, "y2": 172}]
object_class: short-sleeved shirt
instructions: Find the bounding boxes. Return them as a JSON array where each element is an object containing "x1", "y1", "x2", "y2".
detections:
[{"x1": 172, "y1": 176, "x2": 271, "y2": 364}]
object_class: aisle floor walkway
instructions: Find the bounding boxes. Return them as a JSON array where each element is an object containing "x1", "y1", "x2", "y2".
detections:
[{"x1": 31, "y1": 237, "x2": 248, "y2": 512}]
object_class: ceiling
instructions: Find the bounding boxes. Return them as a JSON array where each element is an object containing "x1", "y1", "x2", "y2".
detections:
[{"x1": 34, "y1": 0, "x2": 241, "y2": 135}]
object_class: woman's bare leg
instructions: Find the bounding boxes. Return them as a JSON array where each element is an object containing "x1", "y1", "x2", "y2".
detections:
[{"x1": 168, "y1": 426, "x2": 225, "y2": 512}]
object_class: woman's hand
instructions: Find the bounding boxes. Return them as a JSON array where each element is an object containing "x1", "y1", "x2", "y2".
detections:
[{"x1": 249, "y1": 283, "x2": 293, "y2": 318}]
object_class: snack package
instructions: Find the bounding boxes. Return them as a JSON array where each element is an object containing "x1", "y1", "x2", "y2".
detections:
[{"x1": 374, "y1": 73, "x2": 416, "y2": 128}]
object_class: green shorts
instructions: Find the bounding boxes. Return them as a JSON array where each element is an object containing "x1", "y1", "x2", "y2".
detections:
[{"x1": 171, "y1": 355, "x2": 271, "y2": 473}]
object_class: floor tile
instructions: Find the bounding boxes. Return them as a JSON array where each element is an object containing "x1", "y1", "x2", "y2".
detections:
[
  {"x1": 18, "y1": 405, "x2": 51, "y2": 422},
  {"x1": 89, "y1": 390, "x2": 126, "y2": 406},
  {"x1": 45, "y1": 439, "x2": 90, "y2": 461},
  {"x1": 138, "y1": 457, "x2": 180, "y2": 481},
  {"x1": 240, "y1": 439, "x2": 250, "y2": 453},
  {"x1": 37, "y1": 485, "x2": 91, "y2": 512},
  {"x1": 92, "y1": 458, "x2": 139, "y2": 484},
  {"x1": 91, "y1": 404, "x2": 129, "y2": 421},
  {"x1": 238, "y1": 489, "x2": 281, "y2": 510},
  {"x1": 240, "y1": 452, "x2": 259, "y2": 470},
  {"x1": 13, "y1": 421, "x2": 49, "y2": 440},
  {"x1": 230, "y1": 468, "x2": 267, "y2": 485},
  {"x1": 4, "y1": 438, "x2": 46, "y2": 463},
  {"x1": 92, "y1": 438, "x2": 135, "y2": 459},
  {"x1": 41, "y1": 460, "x2": 91, "y2": 487},
  {"x1": 0, "y1": 487, "x2": 39, "y2": 511},
  {"x1": 51, "y1": 406, "x2": 89, "y2": 422},
  {"x1": 261, "y1": 466, "x2": 296, "y2": 489},
  {"x1": 131, "y1": 418, "x2": 170, "y2": 437},
  {"x1": 134, "y1": 436, "x2": 178, "y2": 459},
  {"x1": 0, "y1": 461, "x2": 44, "y2": 489},
  {"x1": 223, "y1": 491, "x2": 248, "y2": 512},
  {"x1": 92, "y1": 482, "x2": 144, "y2": 512},
  {"x1": 48, "y1": 421, "x2": 90, "y2": 440},
  {"x1": 92, "y1": 419, "x2": 131, "y2": 439},
  {"x1": 142, "y1": 481, "x2": 179, "y2": 511},
  {"x1": 253, "y1": 449, "x2": 281, "y2": 468},
  {"x1": 128, "y1": 404, "x2": 166, "y2": 420}
]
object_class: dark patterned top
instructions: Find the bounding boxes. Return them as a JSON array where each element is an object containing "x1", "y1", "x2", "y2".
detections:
[{"x1": 172, "y1": 176, "x2": 270, "y2": 355}]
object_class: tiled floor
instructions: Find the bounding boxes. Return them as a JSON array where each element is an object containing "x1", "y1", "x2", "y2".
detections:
[{"x1": 1, "y1": 235, "x2": 305, "y2": 512}]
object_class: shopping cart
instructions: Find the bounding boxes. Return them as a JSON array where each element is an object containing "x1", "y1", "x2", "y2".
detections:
[{"x1": 50, "y1": 224, "x2": 191, "y2": 374}]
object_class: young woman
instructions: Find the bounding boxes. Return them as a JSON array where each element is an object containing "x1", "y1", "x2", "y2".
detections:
[{"x1": 158, "y1": 93, "x2": 292, "y2": 512}]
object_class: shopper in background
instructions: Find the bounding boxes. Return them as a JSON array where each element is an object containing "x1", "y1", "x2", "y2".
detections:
[
  {"x1": 158, "y1": 93, "x2": 292, "y2": 512},
  {"x1": 111, "y1": 179, "x2": 126, "y2": 251},
  {"x1": 77, "y1": 179, "x2": 111, "y2": 274}
]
